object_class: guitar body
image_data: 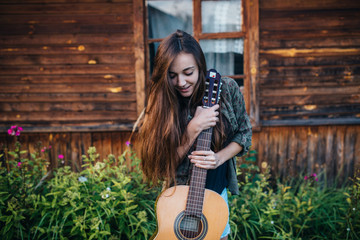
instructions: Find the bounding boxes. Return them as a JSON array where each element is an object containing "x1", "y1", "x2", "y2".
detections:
[{"x1": 151, "y1": 185, "x2": 229, "y2": 240}]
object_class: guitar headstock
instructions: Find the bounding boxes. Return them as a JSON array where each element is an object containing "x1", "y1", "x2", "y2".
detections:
[{"x1": 203, "y1": 69, "x2": 222, "y2": 107}]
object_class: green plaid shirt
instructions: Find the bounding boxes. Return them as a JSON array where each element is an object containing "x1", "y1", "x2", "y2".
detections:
[{"x1": 175, "y1": 77, "x2": 252, "y2": 195}]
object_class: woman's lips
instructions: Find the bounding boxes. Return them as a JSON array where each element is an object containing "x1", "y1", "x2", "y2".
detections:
[{"x1": 178, "y1": 86, "x2": 190, "y2": 93}]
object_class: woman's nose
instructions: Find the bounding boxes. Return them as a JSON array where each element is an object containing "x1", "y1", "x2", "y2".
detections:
[{"x1": 177, "y1": 74, "x2": 186, "y2": 87}]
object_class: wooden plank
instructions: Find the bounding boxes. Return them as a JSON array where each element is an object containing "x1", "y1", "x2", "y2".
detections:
[
  {"x1": 0, "y1": 64, "x2": 134, "y2": 76},
  {"x1": 344, "y1": 126, "x2": 356, "y2": 181},
  {"x1": 260, "y1": 0, "x2": 360, "y2": 11},
  {"x1": 70, "y1": 133, "x2": 81, "y2": 171},
  {"x1": 277, "y1": 127, "x2": 288, "y2": 179},
  {"x1": 0, "y1": 0, "x2": 132, "y2": 3},
  {"x1": 111, "y1": 132, "x2": 122, "y2": 159},
  {"x1": 0, "y1": 43, "x2": 133, "y2": 55},
  {"x1": 324, "y1": 126, "x2": 335, "y2": 184},
  {"x1": 260, "y1": 85, "x2": 360, "y2": 97},
  {"x1": 260, "y1": 29, "x2": 360, "y2": 40},
  {"x1": 307, "y1": 127, "x2": 317, "y2": 175},
  {"x1": 335, "y1": 127, "x2": 345, "y2": 184},
  {"x1": 193, "y1": 0, "x2": 201, "y2": 41},
  {"x1": 0, "y1": 34, "x2": 134, "y2": 45},
  {"x1": 80, "y1": 132, "x2": 92, "y2": 167},
  {"x1": 260, "y1": 76, "x2": 360, "y2": 89},
  {"x1": 0, "y1": 102, "x2": 137, "y2": 112},
  {"x1": 355, "y1": 128, "x2": 360, "y2": 171},
  {"x1": 91, "y1": 132, "x2": 102, "y2": 162},
  {"x1": 0, "y1": 65, "x2": 134, "y2": 75},
  {"x1": 296, "y1": 127, "x2": 308, "y2": 175},
  {"x1": 0, "y1": 92, "x2": 137, "y2": 103},
  {"x1": 0, "y1": 111, "x2": 137, "y2": 122},
  {"x1": 0, "y1": 82, "x2": 136, "y2": 93},
  {"x1": 260, "y1": 94, "x2": 360, "y2": 107},
  {"x1": 261, "y1": 105, "x2": 360, "y2": 117},
  {"x1": 261, "y1": 37, "x2": 360, "y2": 49},
  {"x1": 0, "y1": 23, "x2": 133, "y2": 35},
  {"x1": 0, "y1": 14, "x2": 133, "y2": 25},
  {"x1": 260, "y1": 10, "x2": 360, "y2": 31},
  {"x1": 101, "y1": 132, "x2": 112, "y2": 160},
  {"x1": 316, "y1": 127, "x2": 327, "y2": 179},
  {"x1": 261, "y1": 118, "x2": 360, "y2": 126},
  {"x1": 133, "y1": 0, "x2": 145, "y2": 117},
  {"x1": 268, "y1": 128, "x2": 278, "y2": 176},
  {"x1": 287, "y1": 127, "x2": 297, "y2": 176},
  {"x1": 247, "y1": 0, "x2": 260, "y2": 127},
  {"x1": 0, "y1": 3, "x2": 133, "y2": 15},
  {"x1": 260, "y1": 55, "x2": 360, "y2": 67},
  {"x1": 0, "y1": 54, "x2": 134, "y2": 65},
  {"x1": 0, "y1": 74, "x2": 135, "y2": 84},
  {"x1": 260, "y1": 48, "x2": 360, "y2": 57}
]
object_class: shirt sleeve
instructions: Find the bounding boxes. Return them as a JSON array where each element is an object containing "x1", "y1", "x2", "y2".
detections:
[{"x1": 224, "y1": 78, "x2": 252, "y2": 157}]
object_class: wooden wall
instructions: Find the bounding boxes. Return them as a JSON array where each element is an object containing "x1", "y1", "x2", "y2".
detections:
[
  {"x1": 0, "y1": 0, "x2": 144, "y2": 132},
  {"x1": 0, "y1": 131, "x2": 133, "y2": 171},
  {"x1": 258, "y1": 0, "x2": 360, "y2": 126},
  {"x1": 252, "y1": 125, "x2": 360, "y2": 184},
  {"x1": 1, "y1": 125, "x2": 359, "y2": 184}
]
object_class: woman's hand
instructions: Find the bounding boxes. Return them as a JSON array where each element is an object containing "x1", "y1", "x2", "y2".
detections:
[
  {"x1": 188, "y1": 150, "x2": 222, "y2": 169},
  {"x1": 189, "y1": 104, "x2": 219, "y2": 134}
]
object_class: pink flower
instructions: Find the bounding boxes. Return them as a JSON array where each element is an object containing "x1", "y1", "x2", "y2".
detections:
[
  {"x1": 41, "y1": 149, "x2": 45, "y2": 152},
  {"x1": 315, "y1": 178, "x2": 319, "y2": 181},
  {"x1": 58, "y1": 154, "x2": 64, "y2": 159},
  {"x1": 126, "y1": 141, "x2": 131, "y2": 146},
  {"x1": 312, "y1": 173, "x2": 317, "y2": 177},
  {"x1": 17, "y1": 162, "x2": 22, "y2": 167},
  {"x1": 304, "y1": 176, "x2": 308, "y2": 180},
  {"x1": 7, "y1": 126, "x2": 23, "y2": 136}
]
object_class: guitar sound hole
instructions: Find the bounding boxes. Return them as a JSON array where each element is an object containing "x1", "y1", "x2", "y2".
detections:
[{"x1": 180, "y1": 215, "x2": 202, "y2": 238}]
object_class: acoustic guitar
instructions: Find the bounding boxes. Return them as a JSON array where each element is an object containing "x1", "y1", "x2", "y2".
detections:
[{"x1": 151, "y1": 69, "x2": 228, "y2": 240}]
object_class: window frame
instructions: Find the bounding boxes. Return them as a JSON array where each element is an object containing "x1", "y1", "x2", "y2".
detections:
[{"x1": 144, "y1": 0, "x2": 260, "y2": 129}]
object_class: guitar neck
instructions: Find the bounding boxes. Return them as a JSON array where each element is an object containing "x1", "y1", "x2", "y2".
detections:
[{"x1": 185, "y1": 127, "x2": 213, "y2": 217}]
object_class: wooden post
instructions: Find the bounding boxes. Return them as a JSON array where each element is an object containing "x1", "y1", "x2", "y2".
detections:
[
  {"x1": 133, "y1": 0, "x2": 146, "y2": 117},
  {"x1": 246, "y1": 0, "x2": 260, "y2": 129}
]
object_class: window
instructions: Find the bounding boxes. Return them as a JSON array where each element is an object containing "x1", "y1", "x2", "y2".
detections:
[
  {"x1": 146, "y1": 0, "x2": 245, "y2": 87},
  {"x1": 145, "y1": 0, "x2": 259, "y2": 127}
]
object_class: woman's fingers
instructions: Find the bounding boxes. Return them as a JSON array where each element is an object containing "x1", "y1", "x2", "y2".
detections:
[{"x1": 188, "y1": 150, "x2": 219, "y2": 169}]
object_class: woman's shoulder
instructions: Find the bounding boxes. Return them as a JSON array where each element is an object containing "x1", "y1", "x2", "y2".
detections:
[{"x1": 220, "y1": 76, "x2": 242, "y2": 96}]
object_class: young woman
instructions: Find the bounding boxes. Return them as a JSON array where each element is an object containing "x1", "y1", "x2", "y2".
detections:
[{"x1": 139, "y1": 30, "x2": 252, "y2": 239}]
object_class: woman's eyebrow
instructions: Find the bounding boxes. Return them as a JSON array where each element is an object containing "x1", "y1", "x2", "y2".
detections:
[{"x1": 183, "y1": 66, "x2": 195, "y2": 71}]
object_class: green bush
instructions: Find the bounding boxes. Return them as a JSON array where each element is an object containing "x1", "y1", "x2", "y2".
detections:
[
  {"x1": 1, "y1": 128, "x2": 359, "y2": 239},
  {"x1": 229, "y1": 158, "x2": 360, "y2": 240},
  {"x1": 0, "y1": 132, "x2": 160, "y2": 240}
]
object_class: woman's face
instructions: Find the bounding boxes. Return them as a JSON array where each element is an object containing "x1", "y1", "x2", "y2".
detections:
[{"x1": 169, "y1": 52, "x2": 199, "y2": 98}]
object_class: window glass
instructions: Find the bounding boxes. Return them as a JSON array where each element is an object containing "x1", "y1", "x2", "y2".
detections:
[
  {"x1": 200, "y1": 38, "x2": 244, "y2": 79},
  {"x1": 202, "y1": 0, "x2": 242, "y2": 33},
  {"x1": 147, "y1": 0, "x2": 193, "y2": 39}
]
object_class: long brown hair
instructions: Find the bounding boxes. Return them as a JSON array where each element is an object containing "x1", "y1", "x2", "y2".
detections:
[{"x1": 139, "y1": 30, "x2": 225, "y2": 185}]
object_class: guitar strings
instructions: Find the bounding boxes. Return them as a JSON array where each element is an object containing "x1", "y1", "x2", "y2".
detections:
[{"x1": 185, "y1": 78, "x2": 219, "y2": 238}]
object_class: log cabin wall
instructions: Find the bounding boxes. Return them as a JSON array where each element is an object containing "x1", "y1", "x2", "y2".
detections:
[
  {"x1": 258, "y1": 0, "x2": 360, "y2": 125},
  {"x1": 0, "y1": 0, "x2": 145, "y2": 169},
  {"x1": 0, "y1": 0, "x2": 144, "y2": 131},
  {"x1": 255, "y1": 0, "x2": 360, "y2": 183}
]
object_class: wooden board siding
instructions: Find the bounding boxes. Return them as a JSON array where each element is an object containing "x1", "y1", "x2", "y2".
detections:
[
  {"x1": 0, "y1": 0, "x2": 144, "y2": 131},
  {"x1": 1, "y1": 125, "x2": 359, "y2": 184},
  {"x1": 258, "y1": 0, "x2": 360, "y2": 125},
  {"x1": 250, "y1": 125, "x2": 360, "y2": 184},
  {"x1": 0, "y1": 131, "x2": 133, "y2": 172}
]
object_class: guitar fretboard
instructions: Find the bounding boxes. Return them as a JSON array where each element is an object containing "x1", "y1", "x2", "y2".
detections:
[{"x1": 185, "y1": 127, "x2": 213, "y2": 217}]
